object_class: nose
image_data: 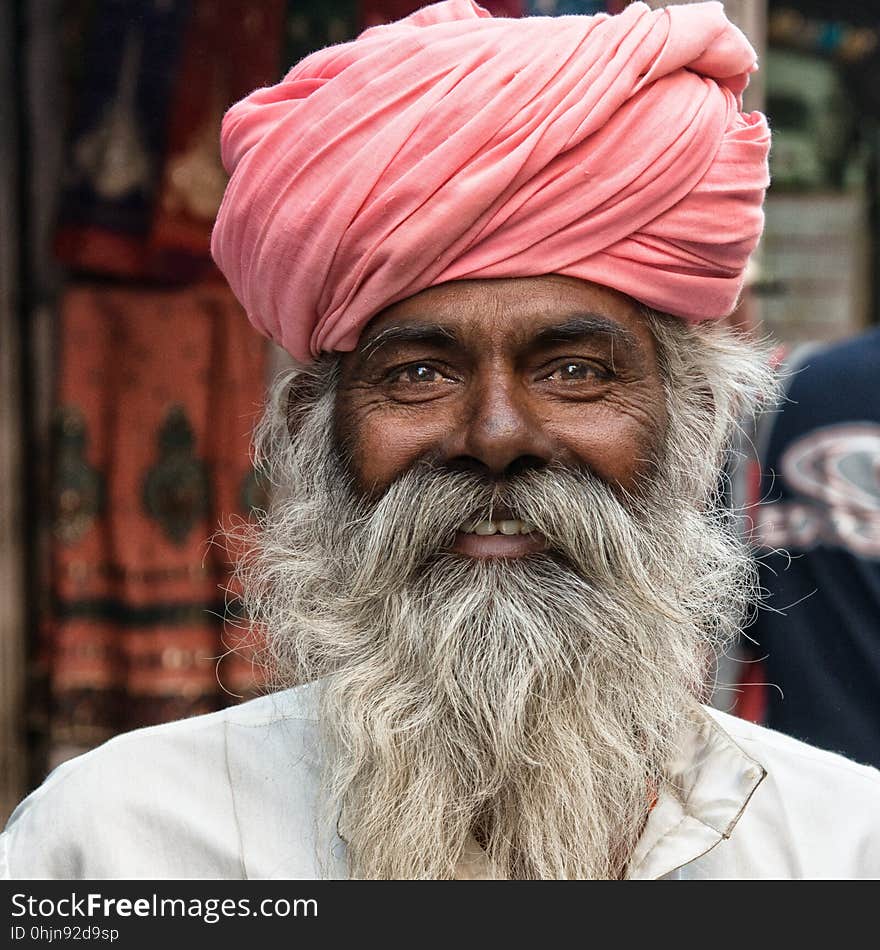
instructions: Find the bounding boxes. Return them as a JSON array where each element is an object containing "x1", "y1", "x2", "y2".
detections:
[{"x1": 445, "y1": 376, "x2": 555, "y2": 479}]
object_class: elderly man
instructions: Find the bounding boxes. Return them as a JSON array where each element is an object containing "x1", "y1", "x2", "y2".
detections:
[{"x1": 4, "y1": 0, "x2": 880, "y2": 880}]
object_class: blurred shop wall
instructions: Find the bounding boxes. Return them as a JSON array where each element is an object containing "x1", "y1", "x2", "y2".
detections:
[
  {"x1": 761, "y1": 2, "x2": 880, "y2": 344},
  {"x1": 4, "y1": 0, "x2": 293, "y2": 824}
]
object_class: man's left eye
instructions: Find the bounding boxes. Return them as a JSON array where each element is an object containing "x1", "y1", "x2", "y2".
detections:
[{"x1": 546, "y1": 361, "x2": 605, "y2": 381}]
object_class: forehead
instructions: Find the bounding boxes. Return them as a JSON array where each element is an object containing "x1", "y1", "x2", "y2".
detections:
[{"x1": 356, "y1": 275, "x2": 655, "y2": 354}]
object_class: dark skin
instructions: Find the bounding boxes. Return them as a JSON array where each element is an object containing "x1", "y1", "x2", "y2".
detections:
[
  {"x1": 334, "y1": 274, "x2": 668, "y2": 857},
  {"x1": 335, "y1": 275, "x2": 668, "y2": 555}
]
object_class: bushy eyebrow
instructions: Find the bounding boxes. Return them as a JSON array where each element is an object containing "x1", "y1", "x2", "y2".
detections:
[
  {"x1": 357, "y1": 313, "x2": 640, "y2": 362},
  {"x1": 359, "y1": 323, "x2": 459, "y2": 360},
  {"x1": 531, "y1": 315, "x2": 640, "y2": 350}
]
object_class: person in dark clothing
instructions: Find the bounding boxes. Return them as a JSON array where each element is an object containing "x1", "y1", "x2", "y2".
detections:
[{"x1": 749, "y1": 327, "x2": 880, "y2": 768}]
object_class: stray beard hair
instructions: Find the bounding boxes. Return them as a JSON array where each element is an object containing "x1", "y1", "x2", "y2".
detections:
[{"x1": 225, "y1": 312, "x2": 776, "y2": 879}]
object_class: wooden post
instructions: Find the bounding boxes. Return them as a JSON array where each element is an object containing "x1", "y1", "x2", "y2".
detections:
[{"x1": 0, "y1": 0, "x2": 28, "y2": 823}]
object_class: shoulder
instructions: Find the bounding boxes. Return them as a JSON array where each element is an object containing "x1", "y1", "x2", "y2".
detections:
[
  {"x1": 708, "y1": 707, "x2": 880, "y2": 791},
  {"x1": 1, "y1": 685, "x2": 323, "y2": 880},
  {"x1": 817, "y1": 327, "x2": 880, "y2": 368},
  {"x1": 699, "y1": 708, "x2": 880, "y2": 878},
  {"x1": 787, "y1": 330, "x2": 880, "y2": 400}
]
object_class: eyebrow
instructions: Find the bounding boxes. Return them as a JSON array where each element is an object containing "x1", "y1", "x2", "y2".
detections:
[
  {"x1": 530, "y1": 314, "x2": 639, "y2": 350},
  {"x1": 357, "y1": 312, "x2": 640, "y2": 361},
  {"x1": 359, "y1": 323, "x2": 459, "y2": 360}
]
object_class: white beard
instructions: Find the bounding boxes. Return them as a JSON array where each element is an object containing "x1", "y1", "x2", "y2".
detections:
[{"x1": 229, "y1": 316, "x2": 772, "y2": 879}]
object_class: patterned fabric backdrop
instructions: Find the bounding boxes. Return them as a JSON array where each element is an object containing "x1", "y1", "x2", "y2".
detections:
[
  {"x1": 27, "y1": 0, "x2": 620, "y2": 774},
  {"x1": 41, "y1": 282, "x2": 267, "y2": 763},
  {"x1": 26, "y1": 0, "x2": 290, "y2": 771}
]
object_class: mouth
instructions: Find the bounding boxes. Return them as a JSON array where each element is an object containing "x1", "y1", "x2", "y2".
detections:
[{"x1": 451, "y1": 509, "x2": 548, "y2": 559}]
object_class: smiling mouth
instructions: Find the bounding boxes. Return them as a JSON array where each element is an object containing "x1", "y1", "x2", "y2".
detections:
[{"x1": 451, "y1": 511, "x2": 548, "y2": 559}]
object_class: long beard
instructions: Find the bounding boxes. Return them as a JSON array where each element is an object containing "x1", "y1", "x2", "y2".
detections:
[{"x1": 231, "y1": 371, "x2": 757, "y2": 879}]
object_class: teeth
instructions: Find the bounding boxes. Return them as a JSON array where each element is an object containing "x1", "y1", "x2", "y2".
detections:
[{"x1": 459, "y1": 519, "x2": 536, "y2": 536}]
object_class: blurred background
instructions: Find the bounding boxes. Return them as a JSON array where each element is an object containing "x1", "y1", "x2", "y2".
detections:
[{"x1": 2, "y1": 0, "x2": 879, "y2": 824}]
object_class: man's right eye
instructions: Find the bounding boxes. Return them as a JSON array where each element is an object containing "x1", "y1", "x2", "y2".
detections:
[
  {"x1": 388, "y1": 363, "x2": 444, "y2": 384},
  {"x1": 405, "y1": 364, "x2": 439, "y2": 383}
]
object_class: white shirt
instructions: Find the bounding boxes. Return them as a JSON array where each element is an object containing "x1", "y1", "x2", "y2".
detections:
[{"x1": 3, "y1": 682, "x2": 880, "y2": 879}]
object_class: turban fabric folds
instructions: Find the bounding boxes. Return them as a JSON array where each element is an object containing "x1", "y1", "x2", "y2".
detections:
[{"x1": 211, "y1": 0, "x2": 770, "y2": 362}]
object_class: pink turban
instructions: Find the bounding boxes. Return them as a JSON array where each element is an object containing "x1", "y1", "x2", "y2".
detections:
[{"x1": 212, "y1": 0, "x2": 770, "y2": 362}]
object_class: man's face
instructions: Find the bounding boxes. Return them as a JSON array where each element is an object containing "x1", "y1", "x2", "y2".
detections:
[
  {"x1": 335, "y1": 275, "x2": 669, "y2": 557},
  {"x1": 239, "y1": 276, "x2": 762, "y2": 878}
]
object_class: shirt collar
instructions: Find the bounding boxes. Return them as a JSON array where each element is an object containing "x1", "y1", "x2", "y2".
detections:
[
  {"x1": 453, "y1": 704, "x2": 766, "y2": 880},
  {"x1": 625, "y1": 704, "x2": 766, "y2": 879}
]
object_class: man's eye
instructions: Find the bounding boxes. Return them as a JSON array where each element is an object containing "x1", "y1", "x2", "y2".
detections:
[
  {"x1": 392, "y1": 363, "x2": 442, "y2": 384},
  {"x1": 547, "y1": 361, "x2": 605, "y2": 381}
]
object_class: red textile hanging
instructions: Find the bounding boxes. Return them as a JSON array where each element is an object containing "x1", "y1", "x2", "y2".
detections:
[{"x1": 43, "y1": 282, "x2": 268, "y2": 758}]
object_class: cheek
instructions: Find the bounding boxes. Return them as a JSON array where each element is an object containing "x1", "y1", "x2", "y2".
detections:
[
  {"x1": 336, "y1": 404, "x2": 451, "y2": 496},
  {"x1": 556, "y1": 397, "x2": 668, "y2": 492}
]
